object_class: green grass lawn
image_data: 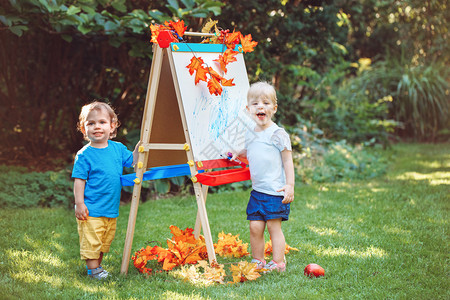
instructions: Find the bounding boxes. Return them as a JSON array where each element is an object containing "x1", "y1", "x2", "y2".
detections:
[{"x1": 0, "y1": 143, "x2": 448, "y2": 299}]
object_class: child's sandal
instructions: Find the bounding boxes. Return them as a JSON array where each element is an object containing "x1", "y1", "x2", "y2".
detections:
[
  {"x1": 251, "y1": 258, "x2": 267, "y2": 270},
  {"x1": 87, "y1": 266, "x2": 109, "y2": 280},
  {"x1": 264, "y1": 260, "x2": 286, "y2": 273}
]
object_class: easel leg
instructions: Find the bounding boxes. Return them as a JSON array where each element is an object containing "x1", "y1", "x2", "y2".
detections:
[
  {"x1": 194, "y1": 184, "x2": 208, "y2": 238},
  {"x1": 193, "y1": 182, "x2": 216, "y2": 264},
  {"x1": 120, "y1": 154, "x2": 147, "y2": 275}
]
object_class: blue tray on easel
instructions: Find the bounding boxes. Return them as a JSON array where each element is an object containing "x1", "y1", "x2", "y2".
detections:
[{"x1": 121, "y1": 164, "x2": 199, "y2": 186}]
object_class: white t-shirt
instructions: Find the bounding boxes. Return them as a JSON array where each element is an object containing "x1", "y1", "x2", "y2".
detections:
[{"x1": 245, "y1": 123, "x2": 292, "y2": 196}]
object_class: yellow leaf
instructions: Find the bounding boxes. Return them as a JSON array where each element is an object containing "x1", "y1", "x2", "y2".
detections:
[
  {"x1": 214, "y1": 232, "x2": 249, "y2": 258},
  {"x1": 201, "y1": 19, "x2": 218, "y2": 33},
  {"x1": 230, "y1": 261, "x2": 260, "y2": 283}
]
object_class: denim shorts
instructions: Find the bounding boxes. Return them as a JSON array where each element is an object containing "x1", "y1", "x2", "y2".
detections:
[{"x1": 246, "y1": 190, "x2": 290, "y2": 221}]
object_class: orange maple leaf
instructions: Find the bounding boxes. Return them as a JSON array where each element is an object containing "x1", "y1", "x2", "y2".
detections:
[
  {"x1": 133, "y1": 256, "x2": 147, "y2": 270},
  {"x1": 220, "y1": 77, "x2": 235, "y2": 87},
  {"x1": 170, "y1": 225, "x2": 198, "y2": 244},
  {"x1": 170, "y1": 20, "x2": 187, "y2": 38},
  {"x1": 239, "y1": 34, "x2": 258, "y2": 53},
  {"x1": 224, "y1": 30, "x2": 241, "y2": 49},
  {"x1": 213, "y1": 49, "x2": 238, "y2": 73},
  {"x1": 264, "y1": 241, "x2": 299, "y2": 257},
  {"x1": 207, "y1": 76, "x2": 223, "y2": 96},
  {"x1": 186, "y1": 57, "x2": 208, "y2": 84},
  {"x1": 207, "y1": 67, "x2": 223, "y2": 81},
  {"x1": 132, "y1": 226, "x2": 208, "y2": 273},
  {"x1": 163, "y1": 258, "x2": 178, "y2": 271}
]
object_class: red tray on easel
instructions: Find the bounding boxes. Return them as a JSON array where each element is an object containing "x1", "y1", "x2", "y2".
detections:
[{"x1": 196, "y1": 167, "x2": 251, "y2": 186}]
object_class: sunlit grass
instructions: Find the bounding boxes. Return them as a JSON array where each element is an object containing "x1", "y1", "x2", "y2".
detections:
[
  {"x1": 304, "y1": 244, "x2": 388, "y2": 258},
  {"x1": 395, "y1": 171, "x2": 450, "y2": 185},
  {"x1": 0, "y1": 143, "x2": 448, "y2": 299},
  {"x1": 308, "y1": 226, "x2": 340, "y2": 236}
]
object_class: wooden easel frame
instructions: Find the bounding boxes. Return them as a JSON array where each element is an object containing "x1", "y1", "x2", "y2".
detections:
[{"x1": 120, "y1": 44, "x2": 216, "y2": 274}]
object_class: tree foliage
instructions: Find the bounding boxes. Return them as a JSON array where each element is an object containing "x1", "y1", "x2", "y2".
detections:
[
  {"x1": 340, "y1": 0, "x2": 449, "y2": 64},
  {"x1": 216, "y1": 0, "x2": 349, "y2": 125},
  {"x1": 0, "y1": 0, "x2": 448, "y2": 168},
  {"x1": 217, "y1": 0, "x2": 448, "y2": 141},
  {"x1": 0, "y1": 0, "x2": 223, "y2": 166}
]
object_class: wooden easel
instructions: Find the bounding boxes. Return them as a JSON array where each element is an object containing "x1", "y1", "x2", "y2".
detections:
[
  {"x1": 120, "y1": 43, "x2": 216, "y2": 275},
  {"x1": 120, "y1": 35, "x2": 251, "y2": 274}
]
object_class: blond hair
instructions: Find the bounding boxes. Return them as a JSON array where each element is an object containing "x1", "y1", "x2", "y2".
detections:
[
  {"x1": 77, "y1": 101, "x2": 119, "y2": 140},
  {"x1": 247, "y1": 82, "x2": 277, "y2": 105}
]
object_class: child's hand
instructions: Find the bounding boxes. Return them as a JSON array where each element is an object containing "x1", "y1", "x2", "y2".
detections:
[
  {"x1": 227, "y1": 152, "x2": 238, "y2": 161},
  {"x1": 132, "y1": 140, "x2": 143, "y2": 166},
  {"x1": 277, "y1": 185, "x2": 294, "y2": 204},
  {"x1": 75, "y1": 203, "x2": 89, "y2": 220},
  {"x1": 134, "y1": 140, "x2": 143, "y2": 150},
  {"x1": 227, "y1": 149, "x2": 247, "y2": 161}
]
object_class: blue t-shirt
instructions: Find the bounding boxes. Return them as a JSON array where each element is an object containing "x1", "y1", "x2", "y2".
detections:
[
  {"x1": 245, "y1": 123, "x2": 292, "y2": 196},
  {"x1": 72, "y1": 140, "x2": 133, "y2": 218}
]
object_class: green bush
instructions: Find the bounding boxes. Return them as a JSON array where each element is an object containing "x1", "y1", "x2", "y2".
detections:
[
  {"x1": 286, "y1": 122, "x2": 387, "y2": 184},
  {"x1": 354, "y1": 59, "x2": 449, "y2": 141},
  {"x1": 389, "y1": 62, "x2": 448, "y2": 141},
  {"x1": 300, "y1": 61, "x2": 400, "y2": 145},
  {"x1": 0, "y1": 166, "x2": 73, "y2": 208}
]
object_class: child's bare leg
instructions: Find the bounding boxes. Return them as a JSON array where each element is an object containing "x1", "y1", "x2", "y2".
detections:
[
  {"x1": 249, "y1": 220, "x2": 266, "y2": 261},
  {"x1": 98, "y1": 252, "x2": 104, "y2": 265},
  {"x1": 86, "y1": 259, "x2": 100, "y2": 269},
  {"x1": 86, "y1": 259, "x2": 99, "y2": 269},
  {"x1": 86, "y1": 253, "x2": 102, "y2": 270},
  {"x1": 267, "y1": 218, "x2": 285, "y2": 264}
]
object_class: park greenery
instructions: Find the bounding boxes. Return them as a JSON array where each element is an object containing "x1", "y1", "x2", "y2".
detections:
[
  {"x1": 1, "y1": 0, "x2": 448, "y2": 168},
  {"x1": 0, "y1": 143, "x2": 448, "y2": 299},
  {"x1": 0, "y1": 2, "x2": 448, "y2": 298}
]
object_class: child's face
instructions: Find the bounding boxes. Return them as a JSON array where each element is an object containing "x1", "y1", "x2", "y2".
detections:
[
  {"x1": 82, "y1": 107, "x2": 116, "y2": 147},
  {"x1": 247, "y1": 97, "x2": 277, "y2": 130}
]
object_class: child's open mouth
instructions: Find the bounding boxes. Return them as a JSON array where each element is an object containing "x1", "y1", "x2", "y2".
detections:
[{"x1": 256, "y1": 112, "x2": 266, "y2": 120}]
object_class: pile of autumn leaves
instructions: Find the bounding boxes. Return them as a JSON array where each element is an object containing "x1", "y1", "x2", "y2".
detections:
[{"x1": 132, "y1": 226, "x2": 298, "y2": 285}]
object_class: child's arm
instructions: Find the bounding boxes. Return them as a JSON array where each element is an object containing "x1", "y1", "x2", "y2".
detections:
[
  {"x1": 74, "y1": 178, "x2": 89, "y2": 220},
  {"x1": 277, "y1": 149, "x2": 295, "y2": 204}
]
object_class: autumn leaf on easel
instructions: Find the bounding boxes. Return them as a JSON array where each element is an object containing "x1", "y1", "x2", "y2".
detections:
[
  {"x1": 201, "y1": 19, "x2": 220, "y2": 43},
  {"x1": 220, "y1": 77, "x2": 235, "y2": 87},
  {"x1": 224, "y1": 30, "x2": 241, "y2": 49},
  {"x1": 207, "y1": 76, "x2": 223, "y2": 96},
  {"x1": 170, "y1": 20, "x2": 187, "y2": 38},
  {"x1": 239, "y1": 34, "x2": 258, "y2": 53},
  {"x1": 213, "y1": 49, "x2": 238, "y2": 73},
  {"x1": 186, "y1": 57, "x2": 208, "y2": 84}
]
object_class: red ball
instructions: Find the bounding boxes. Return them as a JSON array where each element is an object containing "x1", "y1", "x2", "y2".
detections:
[{"x1": 304, "y1": 263, "x2": 325, "y2": 277}]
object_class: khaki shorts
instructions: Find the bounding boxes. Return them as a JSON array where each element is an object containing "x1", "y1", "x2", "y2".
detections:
[{"x1": 77, "y1": 216, "x2": 117, "y2": 260}]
